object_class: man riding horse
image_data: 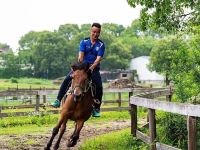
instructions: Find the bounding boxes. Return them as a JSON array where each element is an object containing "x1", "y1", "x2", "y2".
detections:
[
  {"x1": 45, "y1": 62, "x2": 99, "y2": 149},
  {"x1": 51, "y1": 22, "x2": 105, "y2": 117}
]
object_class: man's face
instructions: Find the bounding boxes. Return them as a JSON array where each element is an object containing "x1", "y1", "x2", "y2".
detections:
[{"x1": 90, "y1": 26, "x2": 101, "y2": 40}]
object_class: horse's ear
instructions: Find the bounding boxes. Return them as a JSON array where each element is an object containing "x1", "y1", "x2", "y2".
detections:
[{"x1": 71, "y1": 62, "x2": 79, "y2": 71}]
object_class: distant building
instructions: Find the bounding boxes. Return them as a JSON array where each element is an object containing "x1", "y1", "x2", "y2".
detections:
[
  {"x1": 129, "y1": 56, "x2": 164, "y2": 82},
  {"x1": 100, "y1": 70, "x2": 133, "y2": 82},
  {"x1": 0, "y1": 48, "x2": 10, "y2": 53}
]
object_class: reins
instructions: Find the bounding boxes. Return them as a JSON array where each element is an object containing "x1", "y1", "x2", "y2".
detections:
[{"x1": 66, "y1": 78, "x2": 95, "y2": 102}]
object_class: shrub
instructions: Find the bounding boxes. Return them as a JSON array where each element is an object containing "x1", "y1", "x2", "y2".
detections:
[
  {"x1": 10, "y1": 78, "x2": 18, "y2": 83},
  {"x1": 157, "y1": 112, "x2": 187, "y2": 149}
]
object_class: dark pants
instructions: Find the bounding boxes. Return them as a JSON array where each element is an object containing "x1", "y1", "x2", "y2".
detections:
[{"x1": 57, "y1": 69, "x2": 103, "y2": 109}]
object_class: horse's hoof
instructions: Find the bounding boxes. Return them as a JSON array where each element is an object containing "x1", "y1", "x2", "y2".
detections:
[
  {"x1": 53, "y1": 145, "x2": 59, "y2": 150},
  {"x1": 67, "y1": 138, "x2": 77, "y2": 147},
  {"x1": 44, "y1": 147, "x2": 50, "y2": 150}
]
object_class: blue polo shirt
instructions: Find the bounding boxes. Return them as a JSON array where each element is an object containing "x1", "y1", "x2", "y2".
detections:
[{"x1": 79, "y1": 38, "x2": 105, "y2": 69}]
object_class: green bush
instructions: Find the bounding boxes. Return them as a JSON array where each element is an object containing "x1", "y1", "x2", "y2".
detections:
[
  {"x1": 157, "y1": 112, "x2": 187, "y2": 149},
  {"x1": 0, "y1": 113, "x2": 59, "y2": 128},
  {"x1": 10, "y1": 78, "x2": 18, "y2": 83}
]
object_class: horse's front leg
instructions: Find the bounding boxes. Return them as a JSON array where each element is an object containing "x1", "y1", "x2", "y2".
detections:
[
  {"x1": 67, "y1": 120, "x2": 84, "y2": 147},
  {"x1": 44, "y1": 110, "x2": 68, "y2": 150},
  {"x1": 44, "y1": 127, "x2": 59, "y2": 150},
  {"x1": 53, "y1": 117, "x2": 68, "y2": 150}
]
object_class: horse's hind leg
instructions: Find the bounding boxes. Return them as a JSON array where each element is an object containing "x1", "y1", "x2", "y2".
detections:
[
  {"x1": 67, "y1": 120, "x2": 84, "y2": 147},
  {"x1": 53, "y1": 118, "x2": 68, "y2": 150}
]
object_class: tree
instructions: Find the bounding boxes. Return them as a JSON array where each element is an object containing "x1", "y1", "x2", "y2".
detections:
[
  {"x1": 79, "y1": 24, "x2": 91, "y2": 38},
  {"x1": 130, "y1": 36, "x2": 155, "y2": 57},
  {"x1": 149, "y1": 37, "x2": 179, "y2": 85},
  {"x1": 0, "y1": 51, "x2": 20, "y2": 78},
  {"x1": 57, "y1": 24, "x2": 80, "y2": 40},
  {"x1": 18, "y1": 31, "x2": 40, "y2": 51},
  {"x1": 18, "y1": 31, "x2": 43, "y2": 76},
  {"x1": 149, "y1": 35, "x2": 200, "y2": 102},
  {"x1": 32, "y1": 31, "x2": 74, "y2": 79},
  {"x1": 102, "y1": 41, "x2": 132, "y2": 70},
  {"x1": 127, "y1": 0, "x2": 200, "y2": 32},
  {"x1": 18, "y1": 30, "x2": 77, "y2": 78},
  {"x1": 119, "y1": 20, "x2": 157, "y2": 58},
  {"x1": 102, "y1": 23, "x2": 125, "y2": 37}
]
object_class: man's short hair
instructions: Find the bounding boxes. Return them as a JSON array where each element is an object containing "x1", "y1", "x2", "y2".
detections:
[{"x1": 92, "y1": 23, "x2": 101, "y2": 29}]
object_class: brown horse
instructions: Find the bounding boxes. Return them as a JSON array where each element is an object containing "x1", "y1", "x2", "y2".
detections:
[{"x1": 44, "y1": 62, "x2": 95, "y2": 150}]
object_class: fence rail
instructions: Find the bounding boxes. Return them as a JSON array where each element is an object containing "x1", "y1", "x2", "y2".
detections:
[
  {"x1": 130, "y1": 89, "x2": 198, "y2": 150},
  {"x1": 0, "y1": 87, "x2": 168, "y2": 118},
  {"x1": 0, "y1": 87, "x2": 140, "y2": 117}
]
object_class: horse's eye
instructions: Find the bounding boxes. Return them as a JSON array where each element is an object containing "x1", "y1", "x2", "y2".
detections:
[{"x1": 70, "y1": 74, "x2": 74, "y2": 79}]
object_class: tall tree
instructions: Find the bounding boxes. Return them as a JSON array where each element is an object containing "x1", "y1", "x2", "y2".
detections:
[
  {"x1": 127, "y1": 0, "x2": 200, "y2": 32},
  {"x1": 32, "y1": 31, "x2": 74, "y2": 78},
  {"x1": 102, "y1": 41, "x2": 132, "y2": 70},
  {"x1": 57, "y1": 24, "x2": 79, "y2": 40},
  {"x1": 149, "y1": 37, "x2": 180, "y2": 78},
  {"x1": 102, "y1": 23, "x2": 125, "y2": 37},
  {"x1": 149, "y1": 35, "x2": 200, "y2": 102},
  {"x1": 79, "y1": 24, "x2": 91, "y2": 38},
  {"x1": 0, "y1": 51, "x2": 20, "y2": 78}
]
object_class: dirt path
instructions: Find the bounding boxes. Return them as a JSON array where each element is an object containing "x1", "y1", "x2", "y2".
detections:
[{"x1": 0, "y1": 120, "x2": 131, "y2": 150}]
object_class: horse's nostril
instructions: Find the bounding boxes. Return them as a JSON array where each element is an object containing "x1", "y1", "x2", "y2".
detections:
[
  {"x1": 74, "y1": 94, "x2": 81, "y2": 97},
  {"x1": 73, "y1": 94, "x2": 81, "y2": 102}
]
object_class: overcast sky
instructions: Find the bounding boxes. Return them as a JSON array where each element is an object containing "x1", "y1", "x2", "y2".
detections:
[{"x1": 0, "y1": 0, "x2": 140, "y2": 50}]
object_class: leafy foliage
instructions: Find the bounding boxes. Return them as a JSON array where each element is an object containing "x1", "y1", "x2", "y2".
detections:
[
  {"x1": 149, "y1": 32, "x2": 200, "y2": 102},
  {"x1": 127, "y1": 0, "x2": 200, "y2": 33},
  {"x1": 157, "y1": 112, "x2": 187, "y2": 149}
]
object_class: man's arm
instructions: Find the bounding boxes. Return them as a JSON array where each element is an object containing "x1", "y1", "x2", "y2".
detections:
[
  {"x1": 89, "y1": 56, "x2": 102, "y2": 71},
  {"x1": 78, "y1": 52, "x2": 84, "y2": 63}
]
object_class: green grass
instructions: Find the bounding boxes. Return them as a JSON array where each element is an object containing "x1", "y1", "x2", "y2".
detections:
[
  {"x1": 79, "y1": 128, "x2": 149, "y2": 150},
  {"x1": 0, "y1": 110, "x2": 147, "y2": 135},
  {"x1": 0, "y1": 111, "x2": 131, "y2": 134},
  {"x1": 1, "y1": 124, "x2": 52, "y2": 135},
  {"x1": 0, "y1": 78, "x2": 59, "y2": 91}
]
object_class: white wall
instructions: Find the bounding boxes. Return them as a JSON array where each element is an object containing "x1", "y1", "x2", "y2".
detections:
[{"x1": 129, "y1": 56, "x2": 164, "y2": 81}]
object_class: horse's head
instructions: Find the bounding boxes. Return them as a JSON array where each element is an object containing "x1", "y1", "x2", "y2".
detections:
[{"x1": 69, "y1": 62, "x2": 91, "y2": 101}]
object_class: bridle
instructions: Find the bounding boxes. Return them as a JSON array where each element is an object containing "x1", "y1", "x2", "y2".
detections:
[{"x1": 67, "y1": 79, "x2": 94, "y2": 102}]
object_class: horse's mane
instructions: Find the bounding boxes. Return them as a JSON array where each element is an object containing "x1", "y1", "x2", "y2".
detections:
[{"x1": 71, "y1": 62, "x2": 90, "y2": 71}]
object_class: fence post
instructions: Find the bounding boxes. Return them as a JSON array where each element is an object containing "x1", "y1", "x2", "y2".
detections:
[
  {"x1": 43, "y1": 95, "x2": 47, "y2": 103},
  {"x1": 30, "y1": 86, "x2": 32, "y2": 104},
  {"x1": 148, "y1": 108, "x2": 156, "y2": 150},
  {"x1": 118, "y1": 92, "x2": 121, "y2": 109},
  {"x1": 35, "y1": 94, "x2": 40, "y2": 112},
  {"x1": 166, "y1": 85, "x2": 172, "y2": 102},
  {"x1": 0, "y1": 106, "x2": 2, "y2": 118},
  {"x1": 131, "y1": 104, "x2": 137, "y2": 136},
  {"x1": 187, "y1": 116, "x2": 197, "y2": 150},
  {"x1": 128, "y1": 92, "x2": 133, "y2": 106}
]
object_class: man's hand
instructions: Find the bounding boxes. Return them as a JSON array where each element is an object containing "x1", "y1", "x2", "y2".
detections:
[
  {"x1": 89, "y1": 65, "x2": 94, "y2": 72},
  {"x1": 87, "y1": 67, "x2": 93, "y2": 77}
]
